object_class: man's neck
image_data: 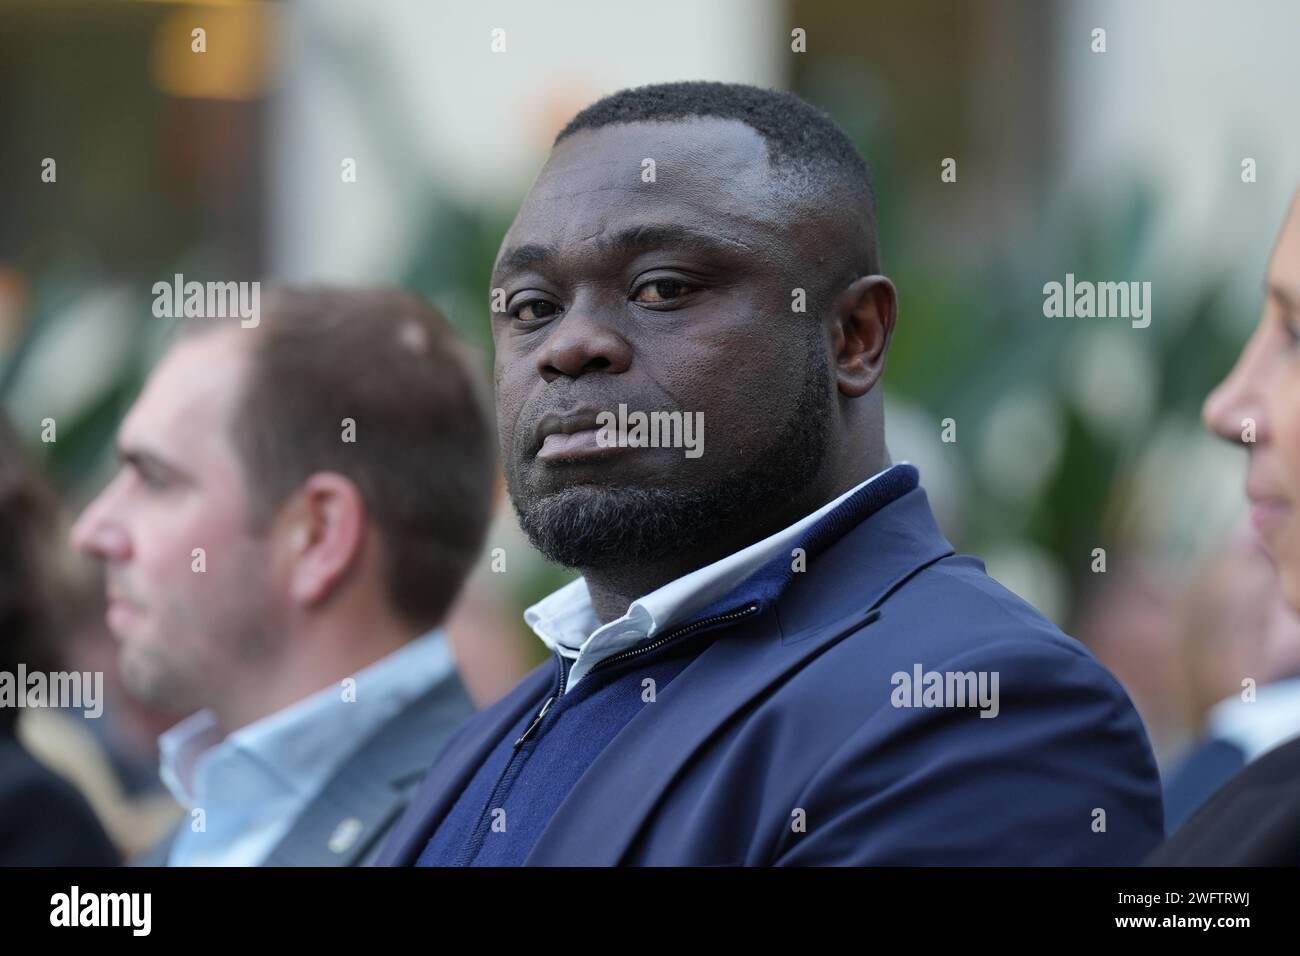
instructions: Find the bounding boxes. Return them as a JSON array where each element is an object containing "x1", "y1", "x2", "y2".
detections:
[
  {"x1": 582, "y1": 464, "x2": 883, "y2": 624},
  {"x1": 210, "y1": 620, "x2": 417, "y2": 734}
]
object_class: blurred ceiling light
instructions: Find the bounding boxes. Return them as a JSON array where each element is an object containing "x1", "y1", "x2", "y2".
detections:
[{"x1": 150, "y1": 2, "x2": 278, "y2": 101}]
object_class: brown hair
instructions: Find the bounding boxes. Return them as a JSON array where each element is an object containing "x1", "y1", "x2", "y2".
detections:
[{"x1": 181, "y1": 286, "x2": 496, "y2": 630}]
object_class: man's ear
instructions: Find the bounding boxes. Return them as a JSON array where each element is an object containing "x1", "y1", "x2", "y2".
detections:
[
  {"x1": 277, "y1": 472, "x2": 367, "y2": 608},
  {"x1": 830, "y1": 275, "x2": 897, "y2": 398}
]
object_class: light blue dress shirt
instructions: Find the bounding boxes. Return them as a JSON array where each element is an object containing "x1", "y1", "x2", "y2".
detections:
[
  {"x1": 525, "y1": 464, "x2": 902, "y2": 694},
  {"x1": 157, "y1": 627, "x2": 456, "y2": 866}
]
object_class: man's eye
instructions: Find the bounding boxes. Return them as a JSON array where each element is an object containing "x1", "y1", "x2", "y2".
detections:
[
  {"x1": 632, "y1": 279, "x2": 695, "y2": 304},
  {"x1": 1281, "y1": 313, "x2": 1300, "y2": 348},
  {"x1": 512, "y1": 300, "x2": 559, "y2": 322},
  {"x1": 135, "y1": 468, "x2": 168, "y2": 491}
]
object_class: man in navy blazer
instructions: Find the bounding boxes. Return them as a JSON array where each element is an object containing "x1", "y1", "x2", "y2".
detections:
[{"x1": 378, "y1": 81, "x2": 1164, "y2": 866}]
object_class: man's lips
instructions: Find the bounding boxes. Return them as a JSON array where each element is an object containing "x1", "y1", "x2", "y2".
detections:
[
  {"x1": 1249, "y1": 495, "x2": 1292, "y2": 539},
  {"x1": 537, "y1": 429, "x2": 623, "y2": 460},
  {"x1": 106, "y1": 586, "x2": 144, "y2": 632},
  {"x1": 106, "y1": 596, "x2": 141, "y2": 632},
  {"x1": 533, "y1": 407, "x2": 630, "y2": 462},
  {"x1": 1246, "y1": 471, "x2": 1293, "y2": 539}
]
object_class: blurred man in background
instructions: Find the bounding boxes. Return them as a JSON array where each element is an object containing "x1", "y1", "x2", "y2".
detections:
[
  {"x1": 71, "y1": 287, "x2": 494, "y2": 866},
  {"x1": 1, "y1": 413, "x2": 119, "y2": 865},
  {"x1": 1151, "y1": 188, "x2": 1300, "y2": 865}
]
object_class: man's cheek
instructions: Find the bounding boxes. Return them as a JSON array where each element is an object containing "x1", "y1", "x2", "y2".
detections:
[
  {"x1": 495, "y1": 396, "x2": 528, "y2": 456},
  {"x1": 1273, "y1": 388, "x2": 1300, "y2": 471}
]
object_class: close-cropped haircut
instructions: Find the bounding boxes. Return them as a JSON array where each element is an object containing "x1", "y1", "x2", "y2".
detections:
[{"x1": 556, "y1": 80, "x2": 880, "y2": 276}]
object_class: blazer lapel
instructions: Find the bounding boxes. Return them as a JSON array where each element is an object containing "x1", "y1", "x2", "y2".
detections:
[
  {"x1": 263, "y1": 672, "x2": 476, "y2": 867},
  {"x1": 526, "y1": 487, "x2": 955, "y2": 865}
]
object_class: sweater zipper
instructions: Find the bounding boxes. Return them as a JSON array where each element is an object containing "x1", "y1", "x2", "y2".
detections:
[
  {"x1": 455, "y1": 602, "x2": 759, "y2": 864},
  {"x1": 513, "y1": 654, "x2": 568, "y2": 748},
  {"x1": 452, "y1": 652, "x2": 568, "y2": 865},
  {"x1": 513, "y1": 601, "x2": 759, "y2": 748},
  {"x1": 583, "y1": 601, "x2": 759, "y2": 679}
]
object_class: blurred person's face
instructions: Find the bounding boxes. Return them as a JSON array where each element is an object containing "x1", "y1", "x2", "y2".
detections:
[
  {"x1": 490, "y1": 119, "x2": 876, "y2": 571},
  {"x1": 70, "y1": 329, "x2": 277, "y2": 713},
  {"x1": 1205, "y1": 192, "x2": 1300, "y2": 608}
]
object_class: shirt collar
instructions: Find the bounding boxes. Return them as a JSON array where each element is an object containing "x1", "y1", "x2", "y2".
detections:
[
  {"x1": 525, "y1": 463, "x2": 908, "y2": 690},
  {"x1": 158, "y1": 626, "x2": 455, "y2": 808},
  {"x1": 1206, "y1": 673, "x2": 1300, "y2": 762}
]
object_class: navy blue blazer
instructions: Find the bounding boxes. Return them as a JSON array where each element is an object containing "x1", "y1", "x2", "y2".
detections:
[{"x1": 378, "y1": 486, "x2": 1164, "y2": 865}]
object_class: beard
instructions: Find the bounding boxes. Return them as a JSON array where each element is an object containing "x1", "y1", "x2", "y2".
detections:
[
  {"x1": 508, "y1": 337, "x2": 832, "y2": 570},
  {"x1": 115, "y1": 543, "x2": 278, "y2": 713}
]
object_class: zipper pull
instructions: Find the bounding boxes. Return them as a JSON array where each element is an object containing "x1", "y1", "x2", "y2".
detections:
[{"x1": 514, "y1": 694, "x2": 556, "y2": 748}]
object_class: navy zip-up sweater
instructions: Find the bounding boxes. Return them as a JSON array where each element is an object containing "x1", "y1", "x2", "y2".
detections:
[{"x1": 415, "y1": 464, "x2": 920, "y2": 866}]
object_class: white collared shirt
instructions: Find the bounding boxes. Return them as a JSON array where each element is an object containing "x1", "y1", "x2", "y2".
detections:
[
  {"x1": 1203, "y1": 673, "x2": 1300, "y2": 762},
  {"x1": 157, "y1": 627, "x2": 455, "y2": 866},
  {"x1": 525, "y1": 464, "x2": 903, "y2": 693}
]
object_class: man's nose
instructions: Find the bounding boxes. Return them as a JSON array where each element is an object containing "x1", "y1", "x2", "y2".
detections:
[
  {"x1": 535, "y1": 302, "x2": 632, "y2": 381},
  {"x1": 70, "y1": 490, "x2": 131, "y2": 562},
  {"x1": 1203, "y1": 330, "x2": 1268, "y2": 446}
]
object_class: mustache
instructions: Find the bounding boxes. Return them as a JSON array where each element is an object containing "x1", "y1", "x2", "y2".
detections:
[{"x1": 105, "y1": 571, "x2": 146, "y2": 606}]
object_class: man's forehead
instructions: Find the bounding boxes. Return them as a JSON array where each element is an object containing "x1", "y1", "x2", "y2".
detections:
[
  {"x1": 120, "y1": 330, "x2": 247, "y2": 453},
  {"x1": 545, "y1": 117, "x2": 771, "y2": 178},
  {"x1": 537, "y1": 121, "x2": 774, "y2": 204},
  {"x1": 499, "y1": 119, "x2": 783, "y2": 270},
  {"x1": 1268, "y1": 195, "x2": 1300, "y2": 295},
  {"x1": 1275, "y1": 192, "x2": 1300, "y2": 251}
]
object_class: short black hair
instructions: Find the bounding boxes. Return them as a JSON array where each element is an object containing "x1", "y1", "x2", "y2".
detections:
[{"x1": 556, "y1": 81, "x2": 881, "y2": 277}]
